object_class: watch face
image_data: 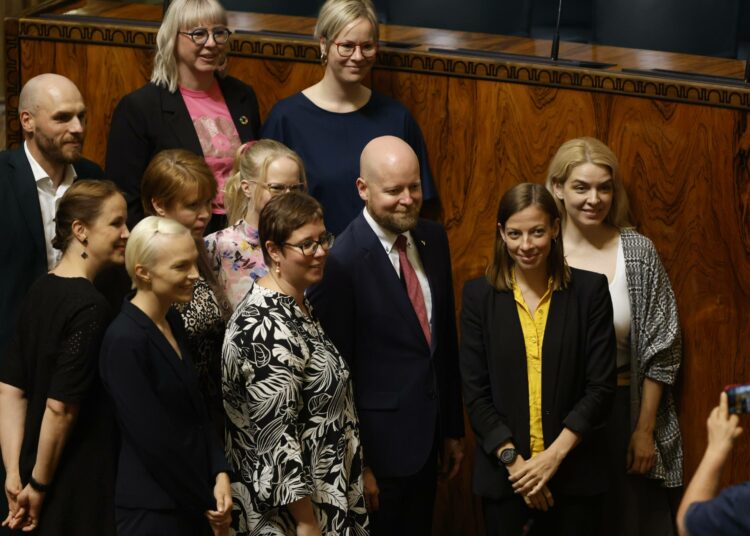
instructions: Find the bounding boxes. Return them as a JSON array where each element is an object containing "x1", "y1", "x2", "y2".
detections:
[{"x1": 500, "y1": 448, "x2": 517, "y2": 465}]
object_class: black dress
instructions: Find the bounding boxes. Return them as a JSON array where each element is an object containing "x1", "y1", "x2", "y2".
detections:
[{"x1": 0, "y1": 274, "x2": 116, "y2": 535}]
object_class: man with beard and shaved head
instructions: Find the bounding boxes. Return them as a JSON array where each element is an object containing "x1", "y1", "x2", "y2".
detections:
[
  {"x1": 1, "y1": 74, "x2": 103, "y2": 355},
  {"x1": 309, "y1": 135, "x2": 464, "y2": 535}
]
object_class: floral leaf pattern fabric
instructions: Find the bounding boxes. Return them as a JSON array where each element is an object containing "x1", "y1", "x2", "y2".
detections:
[{"x1": 223, "y1": 283, "x2": 368, "y2": 535}]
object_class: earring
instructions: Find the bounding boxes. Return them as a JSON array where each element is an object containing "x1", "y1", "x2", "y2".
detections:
[
  {"x1": 81, "y1": 238, "x2": 89, "y2": 260},
  {"x1": 320, "y1": 52, "x2": 327, "y2": 65},
  {"x1": 275, "y1": 264, "x2": 281, "y2": 275}
]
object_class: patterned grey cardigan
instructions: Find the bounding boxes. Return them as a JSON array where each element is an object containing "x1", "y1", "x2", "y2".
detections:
[{"x1": 621, "y1": 228, "x2": 683, "y2": 488}]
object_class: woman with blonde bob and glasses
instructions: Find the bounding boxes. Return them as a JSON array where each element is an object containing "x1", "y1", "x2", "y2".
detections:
[
  {"x1": 222, "y1": 192, "x2": 368, "y2": 535},
  {"x1": 100, "y1": 216, "x2": 232, "y2": 535},
  {"x1": 205, "y1": 139, "x2": 308, "y2": 308},
  {"x1": 459, "y1": 183, "x2": 615, "y2": 535},
  {"x1": 107, "y1": 0, "x2": 260, "y2": 232},
  {"x1": 261, "y1": 0, "x2": 437, "y2": 236},
  {"x1": 546, "y1": 137, "x2": 683, "y2": 535}
]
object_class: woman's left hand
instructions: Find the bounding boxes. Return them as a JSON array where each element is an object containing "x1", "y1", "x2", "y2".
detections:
[
  {"x1": 509, "y1": 449, "x2": 563, "y2": 497},
  {"x1": 627, "y1": 429, "x2": 656, "y2": 475},
  {"x1": 205, "y1": 472, "x2": 232, "y2": 536}
]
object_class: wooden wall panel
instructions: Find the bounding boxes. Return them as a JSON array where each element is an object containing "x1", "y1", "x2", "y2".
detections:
[{"x1": 8, "y1": 10, "x2": 750, "y2": 534}]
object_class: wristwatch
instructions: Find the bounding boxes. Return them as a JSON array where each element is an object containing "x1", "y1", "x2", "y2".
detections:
[
  {"x1": 28, "y1": 475, "x2": 50, "y2": 493},
  {"x1": 498, "y1": 447, "x2": 518, "y2": 466}
]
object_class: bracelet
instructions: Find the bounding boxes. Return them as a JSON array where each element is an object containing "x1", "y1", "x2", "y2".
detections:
[{"x1": 28, "y1": 475, "x2": 50, "y2": 493}]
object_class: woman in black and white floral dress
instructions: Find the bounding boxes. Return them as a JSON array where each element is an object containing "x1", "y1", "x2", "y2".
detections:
[{"x1": 222, "y1": 192, "x2": 368, "y2": 536}]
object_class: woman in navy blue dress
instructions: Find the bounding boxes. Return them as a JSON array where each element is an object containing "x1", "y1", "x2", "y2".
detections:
[{"x1": 261, "y1": 0, "x2": 436, "y2": 235}]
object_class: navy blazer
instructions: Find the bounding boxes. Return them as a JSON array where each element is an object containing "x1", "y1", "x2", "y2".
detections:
[
  {"x1": 0, "y1": 147, "x2": 102, "y2": 356},
  {"x1": 99, "y1": 301, "x2": 228, "y2": 515},
  {"x1": 459, "y1": 269, "x2": 616, "y2": 499},
  {"x1": 308, "y1": 212, "x2": 464, "y2": 478},
  {"x1": 105, "y1": 75, "x2": 261, "y2": 227}
]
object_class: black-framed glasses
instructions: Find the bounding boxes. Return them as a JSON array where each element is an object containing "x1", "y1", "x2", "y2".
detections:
[
  {"x1": 283, "y1": 232, "x2": 335, "y2": 256},
  {"x1": 333, "y1": 41, "x2": 378, "y2": 58},
  {"x1": 179, "y1": 27, "x2": 232, "y2": 45},
  {"x1": 250, "y1": 181, "x2": 306, "y2": 196}
]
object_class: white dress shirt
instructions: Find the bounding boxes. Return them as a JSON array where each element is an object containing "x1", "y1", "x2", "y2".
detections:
[
  {"x1": 362, "y1": 208, "x2": 433, "y2": 325},
  {"x1": 24, "y1": 142, "x2": 76, "y2": 269}
]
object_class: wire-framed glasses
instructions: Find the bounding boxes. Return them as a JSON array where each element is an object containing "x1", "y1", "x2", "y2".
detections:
[
  {"x1": 250, "y1": 181, "x2": 306, "y2": 196},
  {"x1": 333, "y1": 41, "x2": 378, "y2": 58}
]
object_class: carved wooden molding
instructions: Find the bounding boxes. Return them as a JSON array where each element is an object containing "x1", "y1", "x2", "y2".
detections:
[
  {"x1": 10, "y1": 17, "x2": 750, "y2": 113},
  {"x1": 4, "y1": 18, "x2": 22, "y2": 148}
]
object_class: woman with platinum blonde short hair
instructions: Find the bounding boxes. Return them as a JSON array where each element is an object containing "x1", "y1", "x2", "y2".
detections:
[
  {"x1": 546, "y1": 137, "x2": 683, "y2": 536},
  {"x1": 0, "y1": 180, "x2": 128, "y2": 534},
  {"x1": 106, "y1": 0, "x2": 260, "y2": 232},
  {"x1": 261, "y1": 0, "x2": 437, "y2": 235},
  {"x1": 100, "y1": 216, "x2": 232, "y2": 536},
  {"x1": 205, "y1": 139, "x2": 308, "y2": 308}
]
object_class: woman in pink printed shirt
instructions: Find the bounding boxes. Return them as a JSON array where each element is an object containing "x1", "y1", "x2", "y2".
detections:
[{"x1": 205, "y1": 140, "x2": 308, "y2": 309}]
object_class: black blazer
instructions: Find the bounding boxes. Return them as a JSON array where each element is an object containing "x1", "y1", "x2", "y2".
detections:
[
  {"x1": 99, "y1": 301, "x2": 228, "y2": 515},
  {"x1": 308, "y1": 213, "x2": 464, "y2": 478},
  {"x1": 105, "y1": 76, "x2": 261, "y2": 227},
  {"x1": 459, "y1": 269, "x2": 616, "y2": 499},
  {"x1": 0, "y1": 147, "x2": 102, "y2": 355}
]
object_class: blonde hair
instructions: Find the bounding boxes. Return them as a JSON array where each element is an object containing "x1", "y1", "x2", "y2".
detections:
[
  {"x1": 315, "y1": 0, "x2": 379, "y2": 56},
  {"x1": 224, "y1": 140, "x2": 308, "y2": 225},
  {"x1": 141, "y1": 149, "x2": 217, "y2": 214},
  {"x1": 545, "y1": 137, "x2": 632, "y2": 228},
  {"x1": 151, "y1": 0, "x2": 228, "y2": 92},
  {"x1": 125, "y1": 216, "x2": 192, "y2": 288}
]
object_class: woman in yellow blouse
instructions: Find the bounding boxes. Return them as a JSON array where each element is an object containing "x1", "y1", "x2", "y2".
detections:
[{"x1": 459, "y1": 182, "x2": 616, "y2": 535}]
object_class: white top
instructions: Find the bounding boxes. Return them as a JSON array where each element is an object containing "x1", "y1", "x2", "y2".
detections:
[
  {"x1": 24, "y1": 142, "x2": 76, "y2": 270},
  {"x1": 362, "y1": 208, "x2": 433, "y2": 325},
  {"x1": 608, "y1": 235, "x2": 632, "y2": 370}
]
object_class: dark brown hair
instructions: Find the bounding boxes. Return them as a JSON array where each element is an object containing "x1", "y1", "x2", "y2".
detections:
[
  {"x1": 486, "y1": 182, "x2": 570, "y2": 291},
  {"x1": 259, "y1": 192, "x2": 324, "y2": 265},
  {"x1": 141, "y1": 148, "x2": 217, "y2": 214},
  {"x1": 52, "y1": 180, "x2": 122, "y2": 251}
]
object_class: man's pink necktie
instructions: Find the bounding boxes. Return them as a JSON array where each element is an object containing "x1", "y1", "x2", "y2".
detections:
[{"x1": 395, "y1": 234, "x2": 431, "y2": 347}]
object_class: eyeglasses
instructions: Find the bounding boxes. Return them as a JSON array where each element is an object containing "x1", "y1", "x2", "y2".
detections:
[
  {"x1": 333, "y1": 41, "x2": 378, "y2": 58},
  {"x1": 179, "y1": 27, "x2": 232, "y2": 45},
  {"x1": 283, "y1": 232, "x2": 335, "y2": 256},
  {"x1": 250, "y1": 181, "x2": 306, "y2": 196}
]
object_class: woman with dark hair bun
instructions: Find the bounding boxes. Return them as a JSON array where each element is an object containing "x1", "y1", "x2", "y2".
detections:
[
  {"x1": 459, "y1": 182, "x2": 616, "y2": 535},
  {"x1": 0, "y1": 180, "x2": 128, "y2": 534}
]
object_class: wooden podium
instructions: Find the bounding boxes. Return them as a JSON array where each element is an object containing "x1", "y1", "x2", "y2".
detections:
[{"x1": 5, "y1": 2, "x2": 750, "y2": 533}]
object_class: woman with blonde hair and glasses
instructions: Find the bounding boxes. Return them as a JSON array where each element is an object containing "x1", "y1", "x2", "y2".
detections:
[
  {"x1": 205, "y1": 139, "x2": 308, "y2": 308},
  {"x1": 106, "y1": 0, "x2": 260, "y2": 232},
  {"x1": 546, "y1": 137, "x2": 683, "y2": 535},
  {"x1": 262, "y1": 0, "x2": 437, "y2": 235}
]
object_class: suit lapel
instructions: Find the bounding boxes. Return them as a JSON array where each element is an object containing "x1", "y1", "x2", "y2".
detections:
[
  {"x1": 541, "y1": 286, "x2": 569, "y2": 412},
  {"x1": 126, "y1": 303, "x2": 205, "y2": 416},
  {"x1": 353, "y1": 215, "x2": 429, "y2": 348},
  {"x1": 219, "y1": 77, "x2": 255, "y2": 142},
  {"x1": 160, "y1": 85, "x2": 203, "y2": 156},
  {"x1": 9, "y1": 148, "x2": 46, "y2": 260}
]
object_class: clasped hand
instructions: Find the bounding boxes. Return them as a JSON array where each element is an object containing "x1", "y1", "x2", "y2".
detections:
[{"x1": 507, "y1": 450, "x2": 562, "y2": 511}]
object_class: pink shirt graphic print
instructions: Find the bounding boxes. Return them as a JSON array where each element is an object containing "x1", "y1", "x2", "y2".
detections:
[{"x1": 180, "y1": 82, "x2": 241, "y2": 215}]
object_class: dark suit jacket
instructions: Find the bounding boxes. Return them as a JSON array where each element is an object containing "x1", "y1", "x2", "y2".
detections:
[
  {"x1": 99, "y1": 301, "x2": 228, "y2": 515},
  {"x1": 105, "y1": 75, "x2": 261, "y2": 227},
  {"x1": 459, "y1": 269, "x2": 616, "y2": 499},
  {"x1": 308, "y1": 213, "x2": 464, "y2": 479},
  {"x1": 0, "y1": 147, "x2": 103, "y2": 356}
]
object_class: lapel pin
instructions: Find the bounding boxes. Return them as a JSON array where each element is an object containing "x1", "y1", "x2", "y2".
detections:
[
  {"x1": 239, "y1": 115, "x2": 249, "y2": 125},
  {"x1": 420, "y1": 240, "x2": 426, "y2": 246}
]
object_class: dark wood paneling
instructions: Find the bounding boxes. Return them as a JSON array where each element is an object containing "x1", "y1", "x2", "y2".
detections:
[{"x1": 5, "y1": 3, "x2": 750, "y2": 534}]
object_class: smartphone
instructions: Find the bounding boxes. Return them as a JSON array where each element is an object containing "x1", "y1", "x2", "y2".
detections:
[{"x1": 724, "y1": 384, "x2": 750, "y2": 414}]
